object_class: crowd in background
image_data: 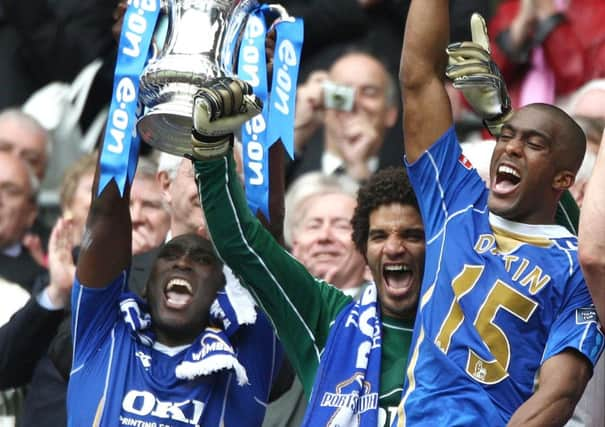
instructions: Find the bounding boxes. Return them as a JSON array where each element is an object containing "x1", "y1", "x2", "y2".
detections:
[{"x1": 1, "y1": 0, "x2": 605, "y2": 425}]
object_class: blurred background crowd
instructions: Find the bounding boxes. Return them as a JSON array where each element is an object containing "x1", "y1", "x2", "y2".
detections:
[{"x1": 1, "y1": 0, "x2": 604, "y2": 425}]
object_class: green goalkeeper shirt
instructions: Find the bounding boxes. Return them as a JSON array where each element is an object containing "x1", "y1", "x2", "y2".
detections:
[{"x1": 195, "y1": 153, "x2": 413, "y2": 425}]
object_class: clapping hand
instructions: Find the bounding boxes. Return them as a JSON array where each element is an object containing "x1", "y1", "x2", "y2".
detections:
[
  {"x1": 338, "y1": 113, "x2": 379, "y2": 181},
  {"x1": 46, "y1": 217, "x2": 77, "y2": 308}
]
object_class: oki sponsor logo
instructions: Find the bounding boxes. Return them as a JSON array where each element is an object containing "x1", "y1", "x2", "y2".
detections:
[{"x1": 121, "y1": 390, "x2": 205, "y2": 426}]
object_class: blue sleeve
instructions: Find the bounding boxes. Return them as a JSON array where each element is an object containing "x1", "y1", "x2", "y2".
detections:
[
  {"x1": 70, "y1": 272, "x2": 127, "y2": 368},
  {"x1": 405, "y1": 126, "x2": 488, "y2": 239},
  {"x1": 543, "y1": 269, "x2": 605, "y2": 367}
]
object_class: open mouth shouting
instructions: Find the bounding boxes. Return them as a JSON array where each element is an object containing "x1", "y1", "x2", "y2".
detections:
[
  {"x1": 382, "y1": 263, "x2": 414, "y2": 298},
  {"x1": 164, "y1": 278, "x2": 194, "y2": 310},
  {"x1": 492, "y1": 163, "x2": 521, "y2": 196}
]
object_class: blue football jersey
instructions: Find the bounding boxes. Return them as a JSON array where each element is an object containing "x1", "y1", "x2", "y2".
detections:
[
  {"x1": 67, "y1": 272, "x2": 281, "y2": 427},
  {"x1": 395, "y1": 127, "x2": 604, "y2": 426}
]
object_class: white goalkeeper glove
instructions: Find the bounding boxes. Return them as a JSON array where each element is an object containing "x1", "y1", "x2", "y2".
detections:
[
  {"x1": 191, "y1": 77, "x2": 263, "y2": 160},
  {"x1": 446, "y1": 13, "x2": 512, "y2": 136}
]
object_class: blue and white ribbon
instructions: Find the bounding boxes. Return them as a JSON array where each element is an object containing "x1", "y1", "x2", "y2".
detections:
[
  {"x1": 267, "y1": 17, "x2": 304, "y2": 159},
  {"x1": 238, "y1": 9, "x2": 271, "y2": 218},
  {"x1": 98, "y1": 0, "x2": 160, "y2": 196},
  {"x1": 238, "y1": 7, "x2": 303, "y2": 219}
]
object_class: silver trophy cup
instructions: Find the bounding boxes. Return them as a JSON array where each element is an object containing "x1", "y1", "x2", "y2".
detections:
[{"x1": 137, "y1": 0, "x2": 287, "y2": 156}]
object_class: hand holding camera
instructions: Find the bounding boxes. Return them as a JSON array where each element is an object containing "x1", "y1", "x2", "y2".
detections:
[
  {"x1": 294, "y1": 71, "x2": 328, "y2": 152},
  {"x1": 338, "y1": 112, "x2": 379, "y2": 181},
  {"x1": 294, "y1": 72, "x2": 358, "y2": 153}
]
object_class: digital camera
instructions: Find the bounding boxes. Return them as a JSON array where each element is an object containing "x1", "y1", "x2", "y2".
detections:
[{"x1": 322, "y1": 80, "x2": 356, "y2": 112}]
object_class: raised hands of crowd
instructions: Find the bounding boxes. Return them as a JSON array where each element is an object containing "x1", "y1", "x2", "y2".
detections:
[
  {"x1": 337, "y1": 111, "x2": 379, "y2": 181},
  {"x1": 294, "y1": 71, "x2": 329, "y2": 153},
  {"x1": 45, "y1": 217, "x2": 77, "y2": 308},
  {"x1": 508, "y1": 0, "x2": 560, "y2": 55},
  {"x1": 22, "y1": 232, "x2": 47, "y2": 269}
]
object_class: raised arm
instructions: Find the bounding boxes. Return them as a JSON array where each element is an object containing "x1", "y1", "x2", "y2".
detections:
[
  {"x1": 75, "y1": 152, "x2": 132, "y2": 288},
  {"x1": 579, "y1": 131, "x2": 605, "y2": 323},
  {"x1": 507, "y1": 349, "x2": 592, "y2": 427},
  {"x1": 400, "y1": 0, "x2": 452, "y2": 162}
]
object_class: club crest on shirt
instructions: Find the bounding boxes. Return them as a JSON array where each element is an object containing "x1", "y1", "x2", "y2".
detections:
[
  {"x1": 135, "y1": 351, "x2": 152, "y2": 369},
  {"x1": 320, "y1": 374, "x2": 379, "y2": 425}
]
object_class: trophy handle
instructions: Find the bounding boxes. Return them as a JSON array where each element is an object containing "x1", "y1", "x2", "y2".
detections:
[{"x1": 264, "y1": 4, "x2": 290, "y2": 26}]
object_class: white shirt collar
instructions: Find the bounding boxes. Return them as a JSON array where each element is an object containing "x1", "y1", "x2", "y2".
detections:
[
  {"x1": 321, "y1": 151, "x2": 379, "y2": 176},
  {"x1": 488, "y1": 212, "x2": 573, "y2": 239},
  {"x1": 2, "y1": 243, "x2": 22, "y2": 258},
  {"x1": 153, "y1": 341, "x2": 190, "y2": 356}
]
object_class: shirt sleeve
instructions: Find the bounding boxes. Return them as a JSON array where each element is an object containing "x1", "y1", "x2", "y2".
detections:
[
  {"x1": 70, "y1": 272, "x2": 127, "y2": 368},
  {"x1": 194, "y1": 152, "x2": 352, "y2": 396},
  {"x1": 543, "y1": 268, "x2": 605, "y2": 367},
  {"x1": 405, "y1": 126, "x2": 488, "y2": 240},
  {"x1": 0, "y1": 296, "x2": 64, "y2": 388}
]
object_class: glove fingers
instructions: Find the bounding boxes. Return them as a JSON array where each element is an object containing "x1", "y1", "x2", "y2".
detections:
[
  {"x1": 195, "y1": 88, "x2": 222, "y2": 121},
  {"x1": 446, "y1": 62, "x2": 491, "y2": 79},
  {"x1": 470, "y1": 13, "x2": 490, "y2": 53},
  {"x1": 242, "y1": 94, "x2": 263, "y2": 118},
  {"x1": 193, "y1": 95, "x2": 213, "y2": 132},
  {"x1": 446, "y1": 42, "x2": 491, "y2": 62},
  {"x1": 451, "y1": 74, "x2": 500, "y2": 90},
  {"x1": 216, "y1": 79, "x2": 237, "y2": 116}
]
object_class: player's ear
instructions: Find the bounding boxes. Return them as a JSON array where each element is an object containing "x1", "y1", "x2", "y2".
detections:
[{"x1": 552, "y1": 170, "x2": 575, "y2": 191}]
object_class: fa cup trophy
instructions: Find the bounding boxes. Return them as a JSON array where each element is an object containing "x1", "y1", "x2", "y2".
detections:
[{"x1": 137, "y1": 0, "x2": 287, "y2": 156}]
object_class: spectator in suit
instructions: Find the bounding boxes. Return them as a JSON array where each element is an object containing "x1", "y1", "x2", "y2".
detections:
[
  {"x1": 0, "y1": 152, "x2": 64, "y2": 425},
  {"x1": 0, "y1": 109, "x2": 50, "y2": 181},
  {"x1": 157, "y1": 153, "x2": 208, "y2": 239},
  {"x1": 0, "y1": 108, "x2": 54, "y2": 270},
  {"x1": 0, "y1": 218, "x2": 73, "y2": 422},
  {"x1": 285, "y1": 172, "x2": 368, "y2": 295},
  {"x1": 18, "y1": 152, "x2": 97, "y2": 427},
  {"x1": 0, "y1": 151, "x2": 45, "y2": 292},
  {"x1": 129, "y1": 156, "x2": 170, "y2": 256},
  {"x1": 289, "y1": 50, "x2": 399, "y2": 185}
]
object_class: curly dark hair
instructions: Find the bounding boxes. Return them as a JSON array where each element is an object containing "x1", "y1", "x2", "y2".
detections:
[{"x1": 351, "y1": 167, "x2": 420, "y2": 255}]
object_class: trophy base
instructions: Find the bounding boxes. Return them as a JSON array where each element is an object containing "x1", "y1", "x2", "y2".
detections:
[{"x1": 137, "y1": 100, "x2": 194, "y2": 157}]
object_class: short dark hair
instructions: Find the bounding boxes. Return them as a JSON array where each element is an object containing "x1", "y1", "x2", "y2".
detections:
[
  {"x1": 523, "y1": 103, "x2": 587, "y2": 173},
  {"x1": 158, "y1": 233, "x2": 223, "y2": 269},
  {"x1": 351, "y1": 167, "x2": 419, "y2": 254}
]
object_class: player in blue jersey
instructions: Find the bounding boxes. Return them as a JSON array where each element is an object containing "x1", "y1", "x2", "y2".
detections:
[
  {"x1": 66, "y1": 149, "x2": 282, "y2": 425},
  {"x1": 394, "y1": 1, "x2": 605, "y2": 426}
]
